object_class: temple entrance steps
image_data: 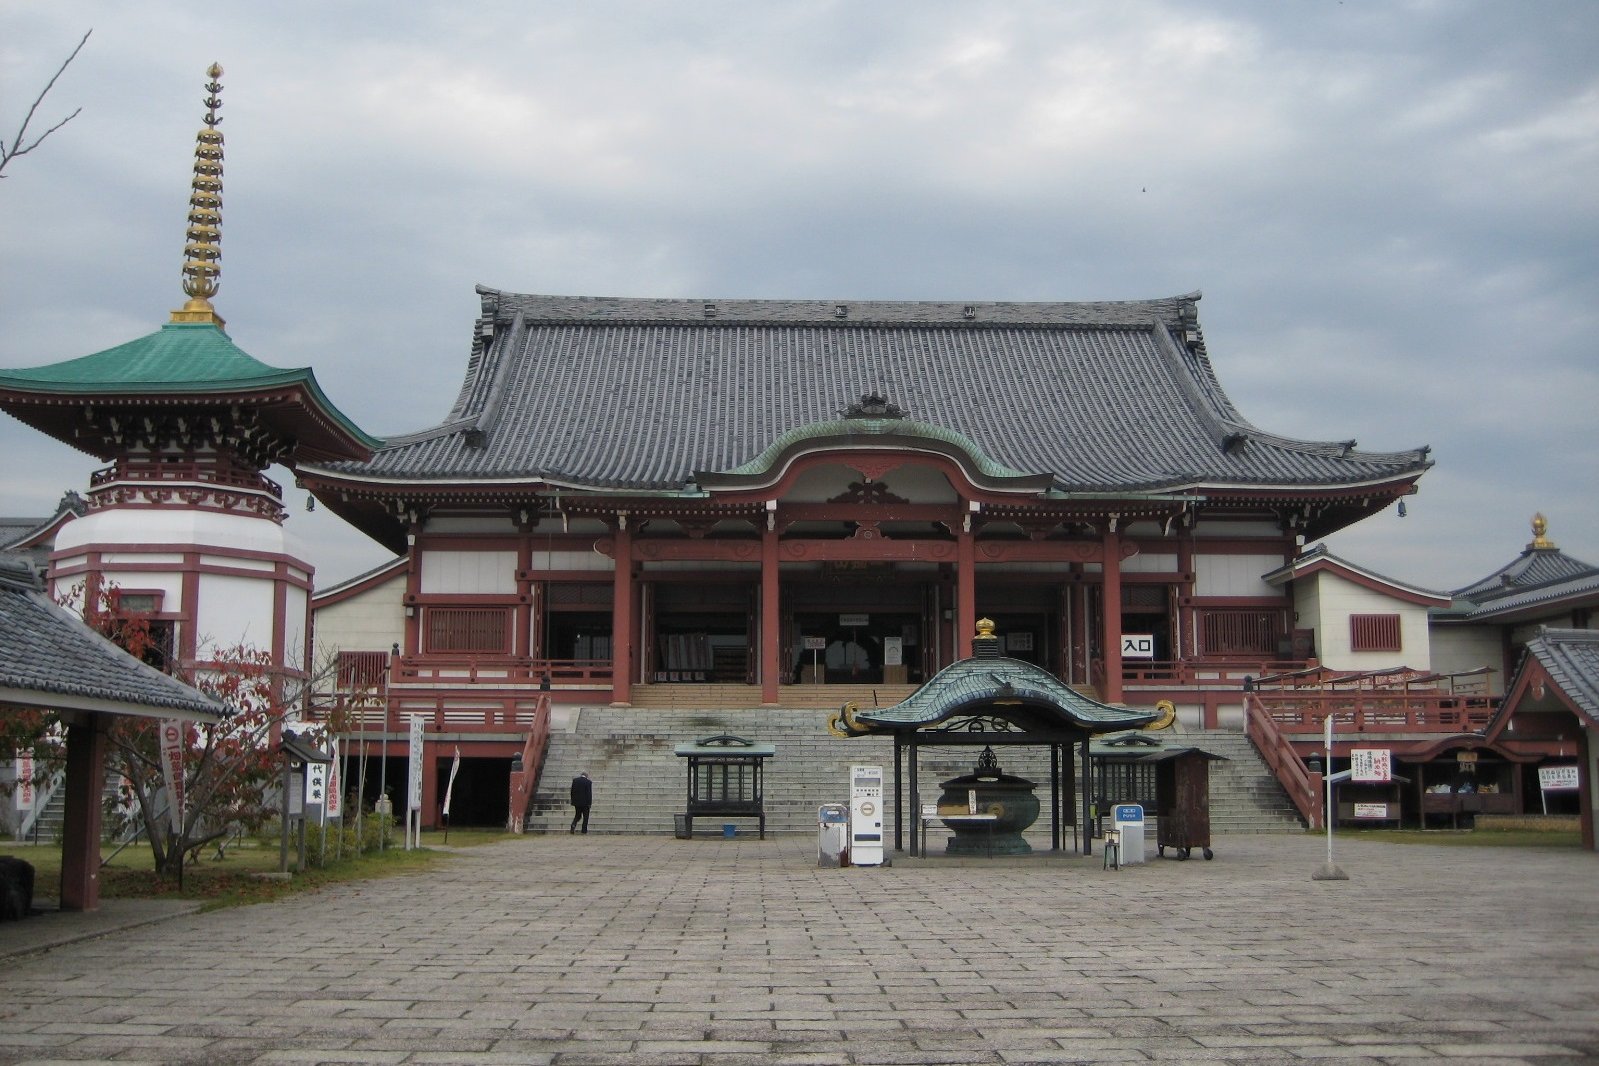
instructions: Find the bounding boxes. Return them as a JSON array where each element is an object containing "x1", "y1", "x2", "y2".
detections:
[
  {"x1": 522, "y1": 707, "x2": 1308, "y2": 837},
  {"x1": 625, "y1": 684, "x2": 918, "y2": 710}
]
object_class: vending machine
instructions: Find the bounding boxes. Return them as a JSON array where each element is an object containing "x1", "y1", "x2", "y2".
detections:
[{"x1": 849, "y1": 764, "x2": 886, "y2": 866}]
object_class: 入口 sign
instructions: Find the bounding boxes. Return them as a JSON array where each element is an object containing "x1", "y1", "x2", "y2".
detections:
[{"x1": 1120, "y1": 634, "x2": 1154, "y2": 659}]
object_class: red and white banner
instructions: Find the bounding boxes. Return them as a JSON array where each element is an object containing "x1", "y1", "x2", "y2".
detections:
[
  {"x1": 326, "y1": 739, "x2": 342, "y2": 819},
  {"x1": 14, "y1": 751, "x2": 35, "y2": 811},
  {"x1": 159, "y1": 720, "x2": 186, "y2": 834}
]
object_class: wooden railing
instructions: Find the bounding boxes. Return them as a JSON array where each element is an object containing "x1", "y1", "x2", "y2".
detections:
[
  {"x1": 1244, "y1": 693, "x2": 1322, "y2": 829},
  {"x1": 1252, "y1": 693, "x2": 1498, "y2": 734},
  {"x1": 1122, "y1": 658, "x2": 1312, "y2": 685},
  {"x1": 395, "y1": 657, "x2": 612, "y2": 685},
  {"x1": 506, "y1": 693, "x2": 552, "y2": 833}
]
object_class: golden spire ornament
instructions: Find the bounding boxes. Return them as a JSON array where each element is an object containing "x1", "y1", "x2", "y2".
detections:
[
  {"x1": 171, "y1": 63, "x2": 226, "y2": 327},
  {"x1": 1528, "y1": 512, "x2": 1556, "y2": 551}
]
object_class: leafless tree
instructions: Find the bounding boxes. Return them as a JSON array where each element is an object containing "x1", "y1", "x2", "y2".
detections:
[{"x1": 0, "y1": 29, "x2": 91, "y2": 179}]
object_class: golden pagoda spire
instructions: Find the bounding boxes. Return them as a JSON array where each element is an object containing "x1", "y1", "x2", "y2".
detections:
[
  {"x1": 1528, "y1": 512, "x2": 1556, "y2": 551},
  {"x1": 170, "y1": 62, "x2": 226, "y2": 328}
]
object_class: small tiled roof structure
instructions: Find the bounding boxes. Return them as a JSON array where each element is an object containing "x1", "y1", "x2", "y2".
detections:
[
  {"x1": 0, "y1": 322, "x2": 379, "y2": 464},
  {"x1": 0, "y1": 553, "x2": 223, "y2": 722},
  {"x1": 1264, "y1": 543, "x2": 1451, "y2": 607},
  {"x1": 1446, "y1": 516, "x2": 1599, "y2": 623},
  {"x1": 305, "y1": 287, "x2": 1431, "y2": 545},
  {"x1": 0, "y1": 493, "x2": 87, "y2": 572},
  {"x1": 1504, "y1": 628, "x2": 1599, "y2": 725}
]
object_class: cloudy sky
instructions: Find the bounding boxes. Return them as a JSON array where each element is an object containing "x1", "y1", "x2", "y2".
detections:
[{"x1": 3, "y1": 1, "x2": 1595, "y2": 592}]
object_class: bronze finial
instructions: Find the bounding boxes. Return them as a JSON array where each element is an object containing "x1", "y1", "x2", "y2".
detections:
[
  {"x1": 171, "y1": 62, "x2": 226, "y2": 327},
  {"x1": 1528, "y1": 512, "x2": 1556, "y2": 551}
]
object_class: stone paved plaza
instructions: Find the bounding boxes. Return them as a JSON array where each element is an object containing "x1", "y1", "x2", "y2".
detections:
[{"x1": 1, "y1": 832, "x2": 1596, "y2": 1065}]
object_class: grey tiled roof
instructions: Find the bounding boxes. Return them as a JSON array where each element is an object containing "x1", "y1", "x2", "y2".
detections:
[
  {"x1": 311, "y1": 288, "x2": 1431, "y2": 495},
  {"x1": 1519, "y1": 628, "x2": 1599, "y2": 724},
  {"x1": 0, "y1": 554, "x2": 223, "y2": 720},
  {"x1": 1453, "y1": 546, "x2": 1599, "y2": 604},
  {"x1": 1464, "y1": 571, "x2": 1599, "y2": 621}
]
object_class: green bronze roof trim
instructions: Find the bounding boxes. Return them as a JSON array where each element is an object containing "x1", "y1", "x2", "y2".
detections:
[
  {"x1": 714, "y1": 416, "x2": 1041, "y2": 482},
  {"x1": 850, "y1": 654, "x2": 1159, "y2": 732},
  {"x1": 0, "y1": 323, "x2": 382, "y2": 450}
]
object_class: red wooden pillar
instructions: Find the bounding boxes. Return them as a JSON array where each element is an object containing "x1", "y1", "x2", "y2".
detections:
[
  {"x1": 59, "y1": 713, "x2": 109, "y2": 912},
  {"x1": 421, "y1": 735, "x2": 440, "y2": 829},
  {"x1": 403, "y1": 522, "x2": 423, "y2": 657},
  {"x1": 1102, "y1": 524, "x2": 1124, "y2": 704},
  {"x1": 761, "y1": 525, "x2": 780, "y2": 704},
  {"x1": 957, "y1": 528, "x2": 976, "y2": 660},
  {"x1": 610, "y1": 520, "x2": 633, "y2": 706},
  {"x1": 516, "y1": 522, "x2": 534, "y2": 658}
]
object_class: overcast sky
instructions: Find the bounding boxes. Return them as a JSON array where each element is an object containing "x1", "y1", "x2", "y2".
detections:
[{"x1": 3, "y1": 1, "x2": 1595, "y2": 592}]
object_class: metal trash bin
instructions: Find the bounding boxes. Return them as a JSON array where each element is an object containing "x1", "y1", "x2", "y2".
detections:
[
  {"x1": 818, "y1": 803, "x2": 849, "y2": 868},
  {"x1": 1113, "y1": 803, "x2": 1146, "y2": 865},
  {"x1": 673, "y1": 814, "x2": 690, "y2": 839}
]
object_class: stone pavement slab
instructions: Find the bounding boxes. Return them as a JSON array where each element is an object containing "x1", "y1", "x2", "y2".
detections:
[{"x1": 0, "y1": 832, "x2": 1595, "y2": 1064}]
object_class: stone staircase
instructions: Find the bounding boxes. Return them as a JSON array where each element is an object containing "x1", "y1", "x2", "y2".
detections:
[{"x1": 523, "y1": 705, "x2": 1307, "y2": 840}]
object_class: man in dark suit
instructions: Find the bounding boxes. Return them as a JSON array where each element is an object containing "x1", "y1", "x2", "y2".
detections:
[{"x1": 569, "y1": 771, "x2": 593, "y2": 834}]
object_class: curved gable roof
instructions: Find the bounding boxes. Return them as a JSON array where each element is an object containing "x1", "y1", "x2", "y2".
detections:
[{"x1": 308, "y1": 288, "x2": 1431, "y2": 504}]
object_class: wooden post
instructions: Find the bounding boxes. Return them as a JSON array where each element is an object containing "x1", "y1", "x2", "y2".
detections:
[
  {"x1": 610, "y1": 519, "x2": 633, "y2": 705},
  {"x1": 761, "y1": 524, "x2": 780, "y2": 705},
  {"x1": 59, "y1": 714, "x2": 109, "y2": 911}
]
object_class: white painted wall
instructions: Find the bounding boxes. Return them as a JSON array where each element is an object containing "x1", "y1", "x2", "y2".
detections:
[
  {"x1": 528, "y1": 548, "x2": 611, "y2": 572},
  {"x1": 313, "y1": 571, "x2": 407, "y2": 658},
  {"x1": 1430, "y1": 625, "x2": 1506, "y2": 693},
  {"x1": 1303, "y1": 571, "x2": 1432, "y2": 671},
  {"x1": 1194, "y1": 554, "x2": 1287, "y2": 598},
  {"x1": 419, "y1": 550, "x2": 517, "y2": 593},
  {"x1": 1123, "y1": 553, "x2": 1178, "y2": 573},
  {"x1": 196, "y1": 573, "x2": 277, "y2": 652}
]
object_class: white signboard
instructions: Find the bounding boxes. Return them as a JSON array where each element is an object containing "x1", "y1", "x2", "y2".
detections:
[
  {"x1": 1538, "y1": 765, "x2": 1580, "y2": 792},
  {"x1": 1353, "y1": 802, "x2": 1390, "y2": 819},
  {"x1": 304, "y1": 762, "x2": 327, "y2": 809},
  {"x1": 1120, "y1": 634, "x2": 1155, "y2": 659},
  {"x1": 883, "y1": 636, "x2": 903, "y2": 667},
  {"x1": 1350, "y1": 748, "x2": 1393, "y2": 783},
  {"x1": 407, "y1": 715, "x2": 425, "y2": 812},
  {"x1": 14, "y1": 751, "x2": 34, "y2": 811},
  {"x1": 160, "y1": 719, "x2": 186, "y2": 833},
  {"x1": 839, "y1": 613, "x2": 869, "y2": 627},
  {"x1": 803, "y1": 636, "x2": 827, "y2": 651}
]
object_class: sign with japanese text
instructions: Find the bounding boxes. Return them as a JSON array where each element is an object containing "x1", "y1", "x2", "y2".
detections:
[
  {"x1": 304, "y1": 762, "x2": 327, "y2": 811},
  {"x1": 883, "y1": 637, "x2": 903, "y2": 666},
  {"x1": 839, "y1": 613, "x2": 869, "y2": 627},
  {"x1": 1353, "y1": 803, "x2": 1389, "y2": 819},
  {"x1": 1538, "y1": 765, "x2": 1580, "y2": 792},
  {"x1": 326, "y1": 740, "x2": 342, "y2": 819},
  {"x1": 407, "y1": 715, "x2": 424, "y2": 811},
  {"x1": 160, "y1": 720, "x2": 186, "y2": 833},
  {"x1": 1120, "y1": 634, "x2": 1154, "y2": 659},
  {"x1": 803, "y1": 636, "x2": 827, "y2": 651},
  {"x1": 1350, "y1": 748, "x2": 1392, "y2": 783},
  {"x1": 14, "y1": 751, "x2": 34, "y2": 811}
]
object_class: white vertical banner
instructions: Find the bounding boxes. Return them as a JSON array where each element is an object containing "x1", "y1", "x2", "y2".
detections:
[
  {"x1": 442, "y1": 745, "x2": 462, "y2": 818},
  {"x1": 14, "y1": 751, "x2": 35, "y2": 811},
  {"x1": 326, "y1": 738, "x2": 342, "y2": 819},
  {"x1": 407, "y1": 715, "x2": 424, "y2": 812},
  {"x1": 160, "y1": 720, "x2": 186, "y2": 835}
]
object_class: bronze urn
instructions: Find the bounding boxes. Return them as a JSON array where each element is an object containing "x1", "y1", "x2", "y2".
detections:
[{"x1": 937, "y1": 746, "x2": 1040, "y2": 855}]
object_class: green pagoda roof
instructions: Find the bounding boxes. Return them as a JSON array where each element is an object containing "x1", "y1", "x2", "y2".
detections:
[{"x1": 0, "y1": 323, "x2": 379, "y2": 464}]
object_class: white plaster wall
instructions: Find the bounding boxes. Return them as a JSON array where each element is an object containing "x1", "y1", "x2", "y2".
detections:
[
  {"x1": 1429, "y1": 625, "x2": 1507, "y2": 693},
  {"x1": 1193, "y1": 554, "x2": 1287, "y2": 597},
  {"x1": 1308, "y1": 571, "x2": 1432, "y2": 671},
  {"x1": 196, "y1": 573, "x2": 277, "y2": 652},
  {"x1": 528, "y1": 548, "x2": 611, "y2": 572},
  {"x1": 56, "y1": 507, "x2": 312, "y2": 565},
  {"x1": 427, "y1": 515, "x2": 518, "y2": 533},
  {"x1": 419, "y1": 550, "x2": 517, "y2": 593},
  {"x1": 1122, "y1": 553, "x2": 1178, "y2": 574},
  {"x1": 313, "y1": 572, "x2": 407, "y2": 656}
]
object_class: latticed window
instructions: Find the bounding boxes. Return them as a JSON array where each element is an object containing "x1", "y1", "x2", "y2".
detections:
[
  {"x1": 336, "y1": 650, "x2": 389, "y2": 690},
  {"x1": 425, "y1": 607, "x2": 511, "y2": 653},
  {"x1": 1349, "y1": 613, "x2": 1402, "y2": 653},
  {"x1": 1198, "y1": 608, "x2": 1281, "y2": 655}
]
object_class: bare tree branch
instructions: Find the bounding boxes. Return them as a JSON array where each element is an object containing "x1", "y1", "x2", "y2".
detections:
[{"x1": 0, "y1": 28, "x2": 91, "y2": 179}]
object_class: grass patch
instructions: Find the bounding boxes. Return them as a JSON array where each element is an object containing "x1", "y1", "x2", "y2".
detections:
[
  {"x1": 0, "y1": 834, "x2": 486, "y2": 911},
  {"x1": 1344, "y1": 828, "x2": 1583, "y2": 848}
]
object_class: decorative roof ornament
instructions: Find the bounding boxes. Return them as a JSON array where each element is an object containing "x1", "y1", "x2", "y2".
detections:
[
  {"x1": 843, "y1": 393, "x2": 906, "y2": 420},
  {"x1": 1529, "y1": 512, "x2": 1556, "y2": 551},
  {"x1": 171, "y1": 62, "x2": 226, "y2": 328}
]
